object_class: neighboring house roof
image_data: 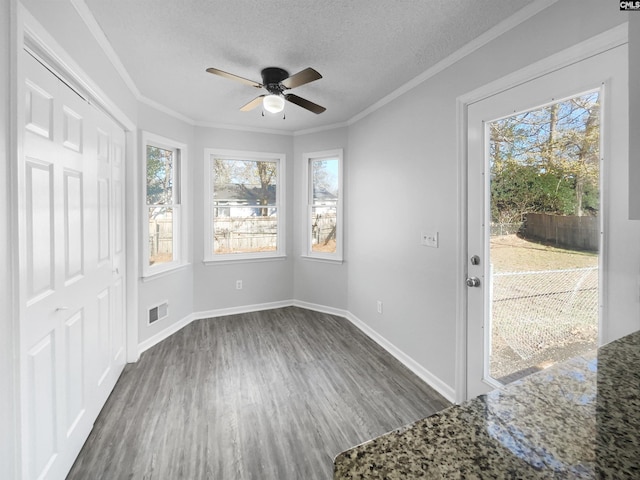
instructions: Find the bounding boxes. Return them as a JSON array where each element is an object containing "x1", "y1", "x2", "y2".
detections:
[
  {"x1": 313, "y1": 186, "x2": 338, "y2": 203},
  {"x1": 213, "y1": 183, "x2": 276, "y2": 204}
]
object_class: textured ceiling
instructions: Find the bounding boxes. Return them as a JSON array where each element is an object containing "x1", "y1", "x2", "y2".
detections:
[{"x1": 80, "y1": 0, "x2": 532, "y2": 133}]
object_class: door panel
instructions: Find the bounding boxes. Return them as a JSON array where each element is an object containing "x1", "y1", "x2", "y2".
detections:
[
  {"x1": 25, "y1": 159, "x2": 54, "y2": 301},
  {"x1": 96, "y1": 287, "x2": 111, "y2": 387},
  {"x1": 64, "y1": 170, "x2": 84, "y2": 283},
  {"x1": 20, "y1": 50, "x2": 126, "y2": 479},
  {"x1": 26, "y1": 333, "x2": 57, "y2": 479},
  {"x1": 466, "y1": 45, "x2": 627, "y2": 400},
  {"x1": 25, "y1": 79, "x2": 53, "y2": 139},
  {"x1": 64, "y1": 309, "x2": 85, "y2": 436}
]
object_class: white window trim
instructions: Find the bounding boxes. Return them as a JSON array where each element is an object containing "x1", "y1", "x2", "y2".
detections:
[
  {"x1": 141, "y1": 131, "x2": 188, "y2": 278},
  {"x1": 203, "y1": 148, "x2": 286, "y2": 263},
  {"x1": 302, "y1": 149, "x2": 343, "y2": 262}
]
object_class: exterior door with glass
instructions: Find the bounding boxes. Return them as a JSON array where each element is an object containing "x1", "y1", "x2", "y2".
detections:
[{"x1": 466, "y1": 44, "x2": 626, "y2": 399}]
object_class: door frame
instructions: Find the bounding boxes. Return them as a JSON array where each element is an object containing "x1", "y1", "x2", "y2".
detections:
[{"x1": 455, "y1": 24, "x2": 628, "y2": 404}]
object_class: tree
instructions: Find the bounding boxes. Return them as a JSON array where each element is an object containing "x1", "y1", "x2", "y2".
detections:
[
  {"x1": 147, "y1": 146, "x2": 174, "y2": 219},
  {"x1": 213, "y1": 158, "x2": 277, "y2": 216},
  {"x1": 489, "y1": 91, "x2": 600, "y2": 223}
]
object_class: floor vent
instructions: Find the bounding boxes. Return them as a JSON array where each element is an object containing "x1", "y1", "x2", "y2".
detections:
[{"x1": 148, "y1": 301, "x2": 169, "y2": 324}]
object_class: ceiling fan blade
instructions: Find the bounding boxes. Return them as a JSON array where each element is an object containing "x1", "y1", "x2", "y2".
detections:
[
  {"x1": 206, "y1": 67, "x2": 262, "y2": 88},
  {"x1": 281, "y1": 67, "x2": 322, "y2": 89},
  {"x1": 240, "y1": 95, "x2": 266, "y2": 111},
  {"x1": 285, "y1": 94, "x2": 326, "y2": 114}
]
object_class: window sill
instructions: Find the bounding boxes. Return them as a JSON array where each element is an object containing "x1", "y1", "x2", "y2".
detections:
[
  {"x1": 203, "y1": 254, "x2": 287, "y2": 266},
  {"x1": 141, "y1": 262, "x2": 191, "y2": 282},
  {"x1": 300, "y1": 255, "x2": 344, "y2": 265}
]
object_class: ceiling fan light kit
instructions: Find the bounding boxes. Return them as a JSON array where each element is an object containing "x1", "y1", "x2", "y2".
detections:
[
  {"x1": 206, "y1": 66, "x2": 326, "y2": 116},
  {"x1": 263, "y1": 94, "x2": 285, "y2": 113}
]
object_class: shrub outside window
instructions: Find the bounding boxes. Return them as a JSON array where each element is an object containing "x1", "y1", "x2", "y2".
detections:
[
  {"x1": 204, "y1": 149, "x2": 285, "y2": 262},
  {"x1": 305, "y1": 149, "x2": 343, "y2": 261}
]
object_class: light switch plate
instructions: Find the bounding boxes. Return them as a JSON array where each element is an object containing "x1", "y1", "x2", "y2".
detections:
[{"x1": 421, "y1": 231, "x2": 439, "y2": 248}]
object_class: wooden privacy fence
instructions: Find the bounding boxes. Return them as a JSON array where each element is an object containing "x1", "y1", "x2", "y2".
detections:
[
  {"x1": 149, "y1": 217, "x2": 173, "y2": 256},
  {"x1": 312, "y1": 212, "x2": 336, "y2": 246},
  {"x1": 524, "y1": 213, "x2": 599, "y2": 251},
  {"x1": 214, "y1": 216, "x2": 278, "y2": 252}
]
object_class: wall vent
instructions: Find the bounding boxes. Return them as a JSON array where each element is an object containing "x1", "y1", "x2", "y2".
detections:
[{"x1": 148, "y1": 301, "x2": 169, "y2": 324}]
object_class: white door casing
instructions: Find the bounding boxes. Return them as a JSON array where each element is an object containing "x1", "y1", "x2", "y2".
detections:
[
  {"x1": 465, "y1": 44, "x2": 629, "y2": 400},
  {"x1": 20, "y1": 50, "x2": 126, "y2": 479}
]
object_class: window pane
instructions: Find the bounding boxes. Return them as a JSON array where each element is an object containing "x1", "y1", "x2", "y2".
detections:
[
  {"x1": 312, "y1": 159, "x2": 339, "y2": 205},
  {"x1": 148, "y1": 207, "x2": 174, "y2": 265},
  {"x1": 213, "y1": 209, "x2": 278, "y2": 254},
  {"x1": 147, "y1": 146, "x2": 174, "y2": 205},
  {"x1": 212, "y1": 158, "x2": 277, "y2": 207},
  {"x1": 311, "y1": 206, "x2": 337, "y2": 253}
]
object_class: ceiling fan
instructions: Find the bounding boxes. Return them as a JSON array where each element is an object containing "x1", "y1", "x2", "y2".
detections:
[{"x1": 206, "y1": 66, "x2": 326, "y2": 115}]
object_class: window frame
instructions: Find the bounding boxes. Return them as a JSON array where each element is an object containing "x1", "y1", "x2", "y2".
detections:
[
  {"x1": 142, "y1": 131, "x2": 188, "y2": 278},
  {"x1": 303, "y1": 149, "x2": 343, "y2": 262},
  {"x1": 203, "y1": 148, "x2": 286, "y2": 264}
]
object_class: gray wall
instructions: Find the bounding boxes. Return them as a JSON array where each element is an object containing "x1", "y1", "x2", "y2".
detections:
[
  {"x1": 293, "y1": 127, "x2": 349, "y2": 310},
  {"x1": 345, "y1": 0, "x2": 634, "y2": 389},
  {"x1": 631, "y1": 14, "x2": 640, "y2": 219},
  {"x1": 136, "y1": 104, "x2": 196, "y2": 344},
  {"x1": 6, "y1": 8, "x2": 640, "y2": 469},
  {"x1": 192, "y1": 127, "x2": 295, "y2": 314}
]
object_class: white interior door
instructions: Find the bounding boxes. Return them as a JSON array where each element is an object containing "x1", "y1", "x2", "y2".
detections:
[
  {"x1": 20, "y1": 50, "x2": 126, "y2": 479},
  {"x1": 466, "y1": 44, "x2": 627, "y2": 400}
]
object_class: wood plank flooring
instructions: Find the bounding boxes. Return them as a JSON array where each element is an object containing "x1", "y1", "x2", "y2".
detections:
[{"x1": 67, "y1": 307, "x2": 450, "y2": 480}]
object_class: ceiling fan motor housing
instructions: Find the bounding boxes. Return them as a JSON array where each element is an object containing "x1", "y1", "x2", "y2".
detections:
[{"x1": 261, "y1": 67, "x2": 289, "y2": 94}]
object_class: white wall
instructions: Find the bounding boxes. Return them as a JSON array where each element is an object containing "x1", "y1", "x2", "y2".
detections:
[
  {"x1": 2, "y1": 0, "x2": 17, "y2": 475},
  {"x1": 346, "y1": 0, "x2": 633, "y2": 390},
  {"x1": 293, "y1": 127, "x2": 349, "y2": 310},
  {"x1": 192, "y1": 127, "x2": 295, "y2": 314}
]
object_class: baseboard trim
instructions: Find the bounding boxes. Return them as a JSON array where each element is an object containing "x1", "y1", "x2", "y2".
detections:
[
  {"x1": 193, "y1": 300, "x2": 294, "y2": 321},
  {"x1": 138, "y1": 300, "x2": 296, "y2": 354},
  {"x1": 344, "y1": 312, "x2": 456, "y2": 403},
  {"x1": 138, "y1": 312, "x2": 196, "y2": 354},
  {"x1": 137, "y1": 300, "x2": 456, "y2": 402},
  {"x1": 292, "y1": 299, "x2": 349, "y2": 318}
]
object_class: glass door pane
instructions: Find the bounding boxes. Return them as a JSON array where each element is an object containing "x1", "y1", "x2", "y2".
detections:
[{"x1": 487, "y1": 91, "x2": 601, "y2": 384}]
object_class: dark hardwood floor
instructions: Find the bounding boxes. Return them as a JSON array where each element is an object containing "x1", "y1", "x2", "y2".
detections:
[{"x1": 67, "y1": 307, "x2": 450, "y2": 480}]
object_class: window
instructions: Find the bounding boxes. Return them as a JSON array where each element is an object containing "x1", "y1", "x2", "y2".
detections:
[
  {"x1": 143, "y1": 132, "x2": 186, "y2": 276},
  {"x1": 304, "y1": 149, "x2": 343, "y2": 261},
  {"x1": 204, "y1": 149, "x2": 285, "y2": 262}
]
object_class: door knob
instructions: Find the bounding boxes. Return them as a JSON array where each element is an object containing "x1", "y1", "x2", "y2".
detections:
[{"x1": 466, "y1": 277, "x2": 481, "y2": 287}]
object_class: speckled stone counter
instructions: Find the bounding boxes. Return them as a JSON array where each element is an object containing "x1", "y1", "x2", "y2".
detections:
[{"x1": 333, "y1": 331, "x2": 640, "y2": 479}]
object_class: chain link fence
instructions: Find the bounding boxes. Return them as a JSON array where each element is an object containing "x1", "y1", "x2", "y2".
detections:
[{"x1": 491, "y1": 267, "x2": 598, "y2": 361}]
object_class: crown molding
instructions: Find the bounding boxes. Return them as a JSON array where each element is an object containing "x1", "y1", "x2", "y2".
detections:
[
  {"x1": 293, "y1": 121, "x2": 349, "y2": 136},
  {"x1": 70, "y1": 0, "x2": 559, "y2": 137},
  {"x1": 347, "y1": 0, "x2": 559, "y2": 126},
  {"x1": 195, "y1": 120, "x2": 295, "y2": 136},
  {"x1": 69, "y1": 0, "x2": 141, "y2": 97},
  {"x1": 138, "y1": 94, "x2": 196, "y2": 126}
]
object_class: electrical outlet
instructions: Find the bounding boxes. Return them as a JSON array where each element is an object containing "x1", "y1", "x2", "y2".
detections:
[
  {"x1": 377, "y1": 300, "x2": 383, "y2": 314},
  {"x1": 421, "y1": 231, "x2": 439, "y2": 248},
  {"x1": 236, "y1": 280, "x2": 243, "y2": 290}
]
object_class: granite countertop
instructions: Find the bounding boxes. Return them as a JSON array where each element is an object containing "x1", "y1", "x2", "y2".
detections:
[{"x1": 333, "y1": 331, "x2": 640, "y2": 479}]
